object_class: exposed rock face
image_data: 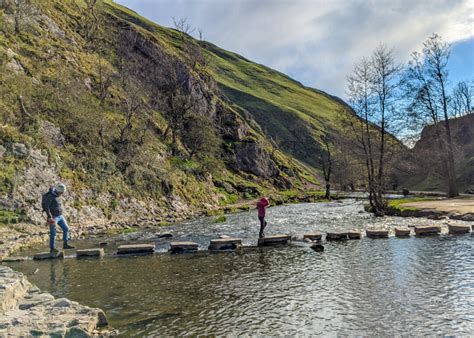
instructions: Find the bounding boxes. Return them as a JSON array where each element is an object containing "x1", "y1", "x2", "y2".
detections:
[
  {"x1": 0, "y1": 266, "x2": 111, "y2": 337},
  {"x1": 38, "y1": 120, "x2": 65, "y2": 148},
  {"x1": 234, "y1": 141, "x2": 278, "y2": 178},
  {"x1": 398, "y1": 114, "x2": 474, "y2": 193}
]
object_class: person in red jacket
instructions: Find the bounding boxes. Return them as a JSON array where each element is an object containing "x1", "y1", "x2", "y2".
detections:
[{"x1": 257, "y1": 197, "x2": 269, "y2": 238}]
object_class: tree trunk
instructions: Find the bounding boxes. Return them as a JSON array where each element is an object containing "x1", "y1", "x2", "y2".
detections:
[
  {"x1": 325, "y1": 182, "x2": 331, "y2": 200},
  {"x1": 440, "y1": 73, "x2": 459, "y2": 197}
]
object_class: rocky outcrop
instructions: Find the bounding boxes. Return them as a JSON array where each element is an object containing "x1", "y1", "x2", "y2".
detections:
[
  {"x1": 0, "y1": 266, "x2": 111, "y2": 337},
  {"x1": 397, "y1": 114, "x2": 474, "y2": 193},
  {"x1": 234, "y1": 141, "x2": 278, "y2": 178}
]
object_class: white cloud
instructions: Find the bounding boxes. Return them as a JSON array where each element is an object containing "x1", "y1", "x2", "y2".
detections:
[{"x1": 115, "y1": 0, "x2": 473, "y2": 97}]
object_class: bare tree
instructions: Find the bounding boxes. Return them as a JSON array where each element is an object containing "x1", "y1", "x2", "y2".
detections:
[
  {"x1": 346, "y1": 46, "x2": 400, "y2": 215},
  {"x1": 318, "y1": 135, "x2": 333, "y2": 199},
  {"x1": 403, "y1": 34, "x2": 458, "y2": 197},
  {"x1": 452, "y1": 80, "x2": 472, "y2": 116}
]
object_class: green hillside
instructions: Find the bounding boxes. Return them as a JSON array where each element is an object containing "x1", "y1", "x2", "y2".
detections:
[
  {"x1": 107, "y1": 1, "x2": 349, "y2": 167},
  {"x1": 0, "y1": 0, "x2": 352, "y2": 224}
]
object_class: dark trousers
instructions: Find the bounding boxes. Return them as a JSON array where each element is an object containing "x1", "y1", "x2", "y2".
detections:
[{"x1": 259, "y1": 216, "x2": 267, "y2": 238}]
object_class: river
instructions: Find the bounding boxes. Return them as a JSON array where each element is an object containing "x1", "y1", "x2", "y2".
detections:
[{"x1": 6, "y1": 200, "x2": 474, "y2": 336}]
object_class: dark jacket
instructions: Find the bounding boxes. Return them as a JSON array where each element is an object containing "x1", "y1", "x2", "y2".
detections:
[{"x1": 42, "y1": 188, "x2": 62, "y2": 218}]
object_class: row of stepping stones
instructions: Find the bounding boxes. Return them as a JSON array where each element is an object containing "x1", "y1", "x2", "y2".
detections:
[
  {"x1": 306, "y1": 223, "x2": 472, "y2": 241},
  {"x1": 28, "y1": 224, "x2": 472, "y2": 260}
]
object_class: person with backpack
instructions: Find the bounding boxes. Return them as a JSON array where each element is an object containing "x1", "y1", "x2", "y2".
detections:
[
  {"x1": 42, "y1": 183, "x2": 75, "y2": 252},
  {"x1": 257, "y1": 197, "x2": 270, "y2": 238}
]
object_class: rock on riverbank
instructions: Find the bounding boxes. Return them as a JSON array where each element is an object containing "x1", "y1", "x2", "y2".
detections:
[{"x1": 0, "y1": 266, "x2": 112, "y2": 336}]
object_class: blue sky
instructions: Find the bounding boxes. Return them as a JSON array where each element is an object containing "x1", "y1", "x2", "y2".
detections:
[{"x1": 115, "y1": 0, "x2": 473, "y2": 99}]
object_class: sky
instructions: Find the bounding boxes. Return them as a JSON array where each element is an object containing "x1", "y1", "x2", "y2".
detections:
[{"x1": 115, "y1": 0, "x2": 474, "y2": 99}]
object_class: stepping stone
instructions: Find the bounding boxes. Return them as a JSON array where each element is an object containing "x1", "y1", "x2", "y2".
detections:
[
  {"x1": 395, "y1": 227, "x2": 411, "y2": 237},
  {"x1": 258, "y1": 235, "x2": 291, "y2": 246},
  {"x1": 303, "y1": 232, "x2": 322, "y2": 241},
  {"x1": 414, "y1": 225, "x2": 441, "y2": 236},
  {"x1": 448, "y1": 224, "x2": 471, "y2": 234},
  {"x1": 33, "y1": 251, "x2": 64, "y2": 261},
  {"x1": 76, "y1": 248, "x2": 104, "y2": 258},
  {"x1": 170, "y1": 241, "x2": 199, "y2": 253},
  {"x1": 310, "y1": 243, "x2": 324, "y2": 252},
  {"x1": 208, "y1": 238, "x2": 242, "y2": 251},
  {"x1": 117, "y1": 244, "x2": 155, "y2": 255},
  {"x1": 366, "y1": 229, "x2": 389, "y2": 238},
  {"x1": 348, "y1": 230, "x2": 362, "y2": 239},
  {"x1": 326, "y1": 232, "x2": 348, "y2": 240}
]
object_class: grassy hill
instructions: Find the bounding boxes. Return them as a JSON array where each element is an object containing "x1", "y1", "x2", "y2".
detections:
[{"x1": 0, "y1": 0, "x2": 354, "y2": 225}]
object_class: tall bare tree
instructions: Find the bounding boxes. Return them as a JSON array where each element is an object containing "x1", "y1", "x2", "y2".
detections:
[
  {"x1": 403, "y1": 34, "x2": 458, "y2": 197},
  {"x1": 452, "y1": 80, "x2": 472, "y2": 116},
  {"x1": 319, "y1": 135, "x2": 333, "y2": 199},
  {"x1": 346, "y1": 46, "x2": 400, "y2": 215}
]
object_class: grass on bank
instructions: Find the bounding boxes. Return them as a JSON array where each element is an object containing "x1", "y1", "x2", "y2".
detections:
[{"x1": 387, "y1": 197, "x2": 436, "y2": 212}]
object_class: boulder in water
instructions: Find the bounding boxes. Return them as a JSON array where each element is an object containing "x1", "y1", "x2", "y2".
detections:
[
  {"x1": 33, "y1": 251, "x2": 64, "y2": 260},
  {"x1": 169, "y1": 241, "x2": 198, "y2": 253},
  {"x1": 447, "y1": 224, "x2": 471, "y2": 234},
  {"x1": 303, "y1": 232, "x2": 322, "y2": 241},
  {"x1": 326, "y1": 232, "x2": 348, "y2": 240},
  {"x1": 76, "y1": 248, "x2": 104, "y2": 258},
  {"x1": 395, "y1": 227, "x2": 411, "y2": 237},
  {"x1": 348, "y1": 230, "x2": 362, "y2": 239},
  {"x1": 258, "y1": 235, "x2": 291, "y2": 246},
  {"x1": 414, "y1": 225, "x2": 441, "y2": 236},
  {"x1": 117, "y1": 244, "x2": 155, "y2": 255},
  {"x1": 310, "y1": 244, "x2": 324, "y2": 252},
  {"x1": 366, "y1": 229, "x2": 389, "y2": 238},
  {"x1": 208, "y1": 238, "x2": 242, "y2": 251}
]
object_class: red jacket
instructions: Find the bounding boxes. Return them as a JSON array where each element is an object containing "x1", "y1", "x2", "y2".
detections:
[{"x1": 257, "y1": 198, "x2": 269, "y2": 217}]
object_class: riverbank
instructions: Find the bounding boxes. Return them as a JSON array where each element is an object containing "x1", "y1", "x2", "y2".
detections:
[
  {"x1": 386, "y1": 197, "x2": 474, "y2": 221},
  {"x1": 0, "y1": 266, "x2": 113, "y2": 336}
]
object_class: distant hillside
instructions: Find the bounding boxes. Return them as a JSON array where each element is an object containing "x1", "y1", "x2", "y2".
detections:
[
  {"x1": 203, "y1": 42, "x2": 347, "y2": 168},
  {"x1": 0, "y1": 0, "x2": 357, "y2": 225},
  {"x1": 398, "y1": 114, "x2": 474, "y2": 193}
]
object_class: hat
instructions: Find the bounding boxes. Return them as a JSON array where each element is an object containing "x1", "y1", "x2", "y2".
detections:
[{"x1": 56, "y1": 183, "x2": 66, "y2": 193}]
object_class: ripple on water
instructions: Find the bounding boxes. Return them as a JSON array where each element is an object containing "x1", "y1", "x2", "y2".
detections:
[{"x1": 5, "y1": 200, "x2": 474, "y2": 336}]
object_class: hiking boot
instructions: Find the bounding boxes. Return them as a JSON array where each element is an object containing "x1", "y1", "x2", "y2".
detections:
[{"x1": 63, "y1": 242, "x2": 75, "y2": 250}]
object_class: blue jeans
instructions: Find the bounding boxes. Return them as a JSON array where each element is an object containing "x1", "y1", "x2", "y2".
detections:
[{"x1": 49, "y1": 215, "x2": 69, "y2": 250}]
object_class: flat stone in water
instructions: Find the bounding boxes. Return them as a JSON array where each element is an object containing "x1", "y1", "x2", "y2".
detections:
[
  {"x1": 366, "y1": 229, "x2": 389, "y2": 238},
  {"x1": 395, "y1": 227, "x2": 411, "y2": 237},
  {"x1": 169, "y1": 241, "x2": 198, "y2": 253},
  {"x1": 303, "y1": 232, "x2": 322, "y2": 241},
  {"x1": 1, "y1": 256, "x2": 30, "y2": 262},
  {"x1": 415, "y1": 225, "x2": 441, "y2": 236},
  {"x1": 348, "y1": 231, "x2": 362, "y2": 239},
  {"x1": 117, "y1": 244, "x2": 155, "y2": 255},
  {"x1": 258, "y1": 235, "x2": 291, "y2": 246},
  {"x1": 448, "y1": 224, "x2": 471, "y2": 234},
  {"x1": 76, "y1": 248, "x2": 104, "y2": 258},
  {"x1": 208, "y1": 238, "x2": 242, "y2": 251},
  {"x1": 326, "y1": 232, "x2": 348, "y2": 240},
  {"x1": 33, "y1": 251, "x2": 64, "y2": 261}
]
